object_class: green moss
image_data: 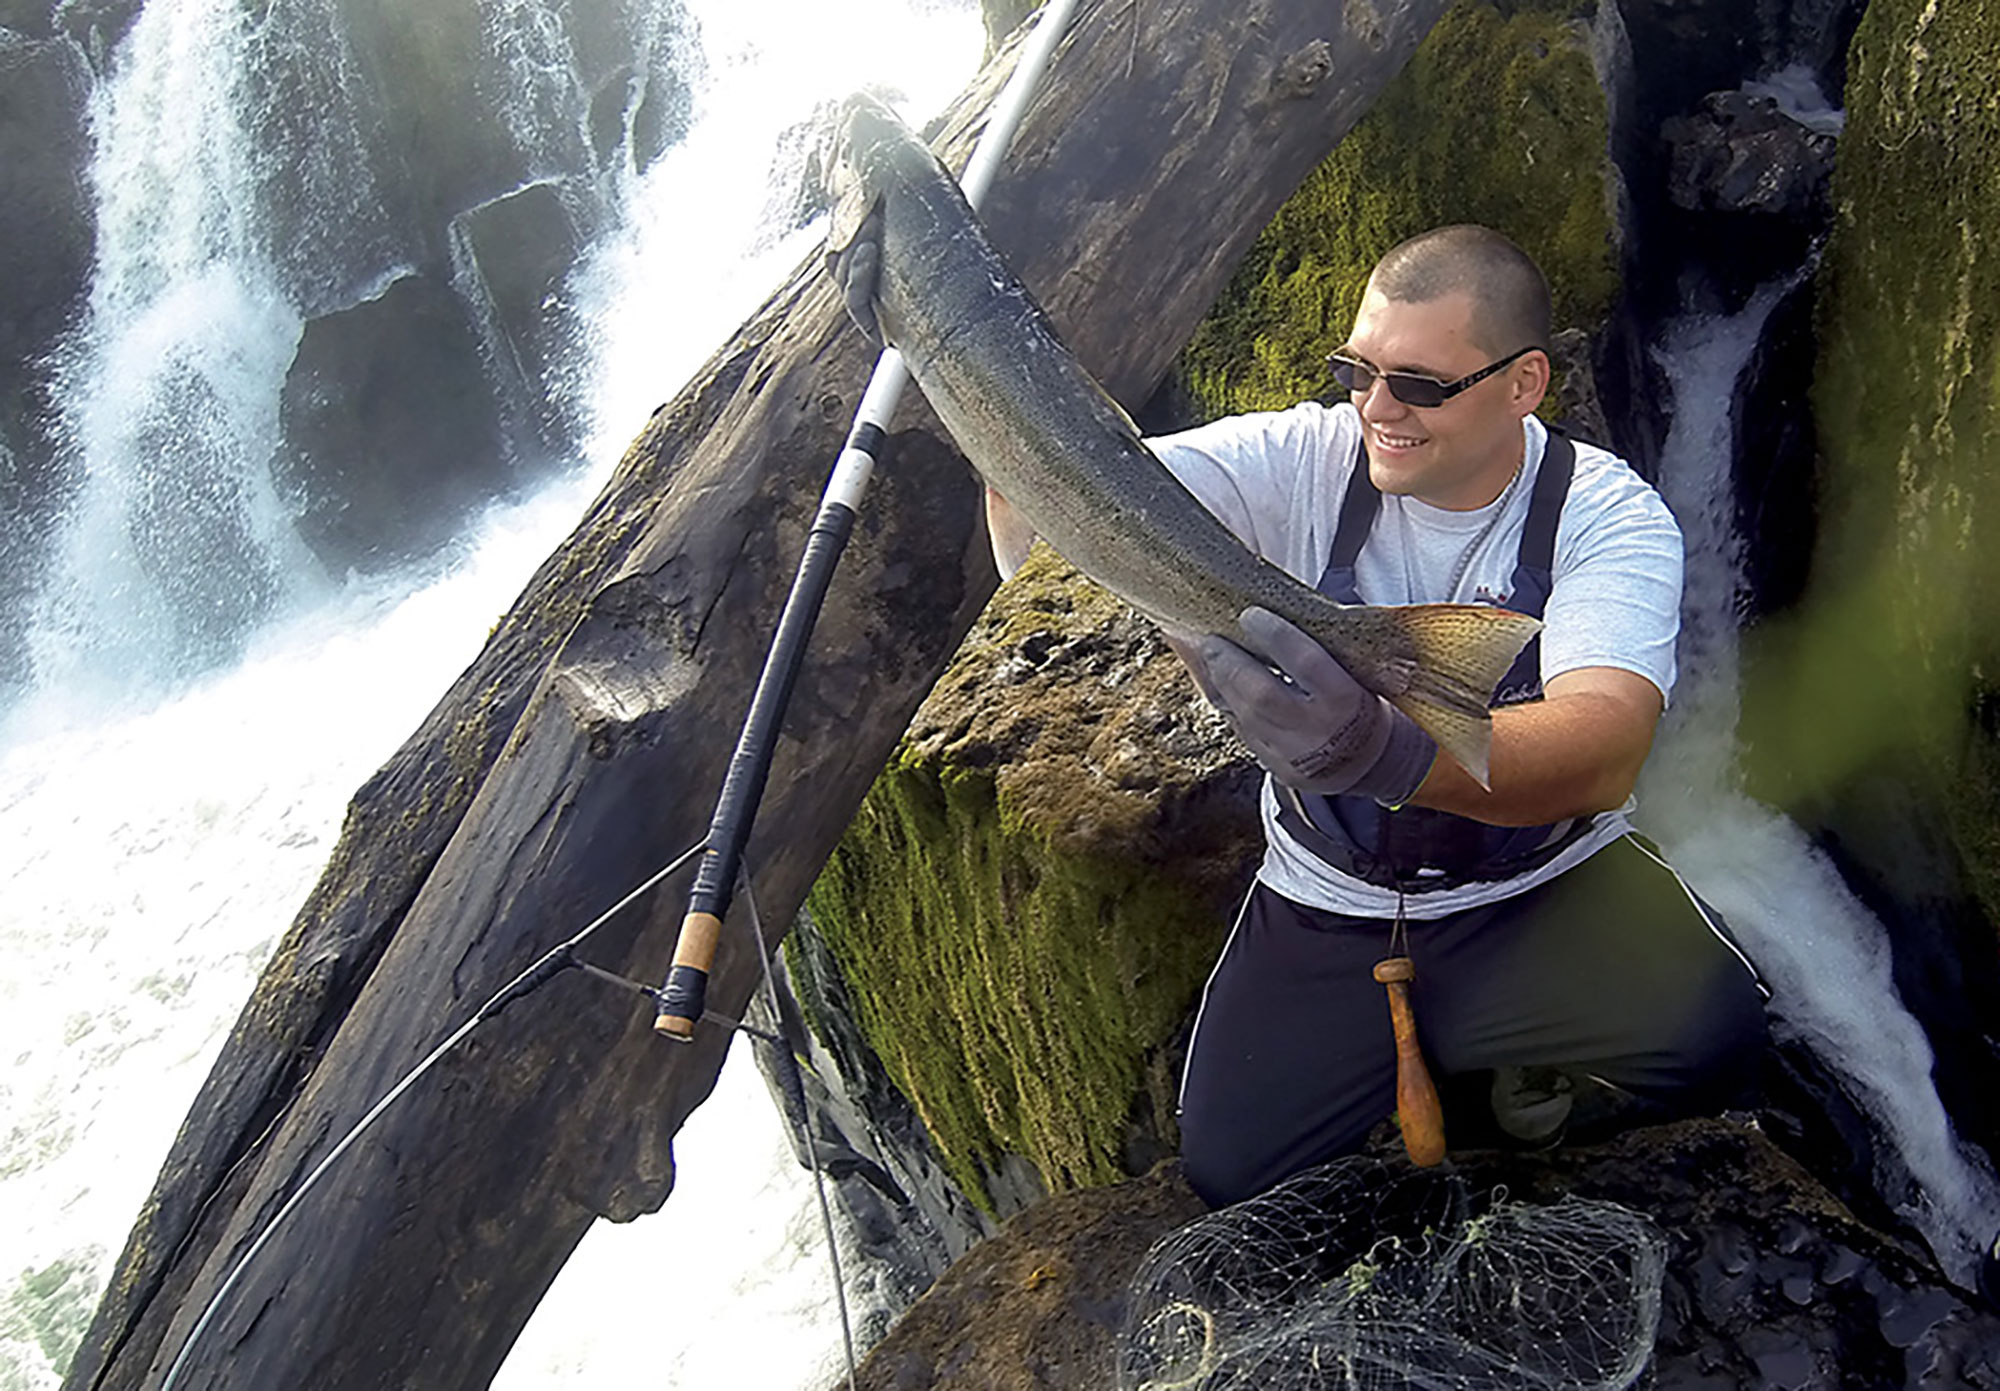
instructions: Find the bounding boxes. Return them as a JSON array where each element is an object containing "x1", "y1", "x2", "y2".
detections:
[
  {"x1": 806, "y1": 756, "x2": 1227, "y2": 1209},
  {"x1": 802, "y1": 551, "x2": 1247, "y2": 1209},
  {"x1": 1179, "y1": 0, "x2": 1618, "y2": 418},
  {"x1": 1744, "y1": 0, "x2": 2000, "y2": 922}
]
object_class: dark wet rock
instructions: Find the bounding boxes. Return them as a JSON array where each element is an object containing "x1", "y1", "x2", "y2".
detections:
[
  {"x1": 1549, "y1": 325, "x2": 1615, "y2": 448},
  {"x1": 852, "y1": 1162, "x2": 1207, "y2": 1391},
  {"x1": 1731, "y1": 269, "x2": 1818, "y2": 618},
  {"x1": 450, "y1": 179, "x2": 592, "y2": 458},
  {"x1": 753, "y1": 928, "x2": 997, "y2": 1311},
  {"x1": 327, "y1": 0, "x2": 693, "y2": 250},
  {"x1": 850, "y1": 1120, "x2": 2000, "y2": 1390},
  {"x1": 1663, "y1": 90, "x2": 1837, "y2": 218},
  {"x1": 0, "y1": 31, "x2": 91, "y2": 445},
  {"x1": 980, "y1": 0, "x2": 1041, "y2": 59},
  {"x1": 52, "y1": 0, "x2": 140, "y2": 65},
  {"x1": 0, "y1": 0, "x2": 55, "y2": 37},
  {"x1": 276, "y1": 273, "x2": 510, "y2": 571},
  {"x1": 559, "y1": 0, "x2": 697, "y2": 174},
  {"x1": 1797, "y1": 776, "x2": 2000, "y2": 1204},
  {"x1": 0, "y1": 29, "x2": 92, "y2": 693}
]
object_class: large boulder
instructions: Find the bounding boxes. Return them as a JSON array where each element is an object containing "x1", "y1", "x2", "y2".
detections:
[
  {"x1": 276, "y1": 273, "x2": 509, "y2": 569},
  {"x1": 804, "y1": 547, "x2": 1262, "y2": 1216},
  {"x1": 450, "y1": 179, "x2": 593, "y2": 458},
  {"x1": 849, "y1": 1120, "x2": 2000, "y2": 1390},
  {"x1": 1662, "y1": 91, "x2": 1836, "y2": 218},
  {"x1": 321, "y1": 0, "x2": 694, "y2": 265},
  {"x1": 1171, "y1": 0, "x2": 1624, "y2": 434},
  {"x1": 0, "y1": 29, "x2": 93, "y2": 693}
]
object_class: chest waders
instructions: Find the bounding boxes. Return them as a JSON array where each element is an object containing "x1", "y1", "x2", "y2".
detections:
[
  {"x1": 1281, "y1": 427, "x2": 1588, "y2": 1168},
  {"x1": 1274, "y1": 428, "x2": 1595, "y2": 893}
]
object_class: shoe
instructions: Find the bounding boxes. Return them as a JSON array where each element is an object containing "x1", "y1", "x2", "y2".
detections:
[{"x1": 1490, "y1": 1065, "x2": 1574, "y2": 1147}]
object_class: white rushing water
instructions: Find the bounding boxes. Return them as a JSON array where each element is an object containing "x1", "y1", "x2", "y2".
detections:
[
  {"x1": 1638, "y1": 278, "x2": 2000, "y2": 1288},
  {"x1": 0, "y1": 0, "x2": 982, "y2": 1387}
]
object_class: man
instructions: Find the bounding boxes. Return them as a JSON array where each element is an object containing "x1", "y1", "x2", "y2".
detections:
[{"x1": 1153, "y1": 225, "x2": 1768, "y2": 1207}]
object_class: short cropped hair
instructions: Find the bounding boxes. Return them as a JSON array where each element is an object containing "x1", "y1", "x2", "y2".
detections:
[{"x1": 1367, "y1": 226, "x2": 1552, "y2": 356}]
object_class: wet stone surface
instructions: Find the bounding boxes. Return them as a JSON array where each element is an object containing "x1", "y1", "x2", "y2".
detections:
[{"x1": 846, "y1": 1119, "x2": 2000, "y2": 1390}]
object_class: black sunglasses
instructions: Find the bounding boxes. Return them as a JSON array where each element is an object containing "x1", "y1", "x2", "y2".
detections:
[{"x1": 1325, "y1": 345, "x2": 1537, "y2": 408}]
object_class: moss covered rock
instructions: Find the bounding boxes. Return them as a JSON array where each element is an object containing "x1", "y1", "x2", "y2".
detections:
[
  {"x1": 1745, "y1": 0, "x2": 2000, "y2": 923},
  {"x1": 806, "y1": 548, "x2": 1261, "y2": 1210},
  {"x1": 1177, "y1": 0, "x2": 1621, "y2": 421}
]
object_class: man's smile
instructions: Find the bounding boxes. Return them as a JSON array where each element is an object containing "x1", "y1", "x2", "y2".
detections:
[{"x1": 1370, "y1": 426, "x2": 1428, "y2": 452}]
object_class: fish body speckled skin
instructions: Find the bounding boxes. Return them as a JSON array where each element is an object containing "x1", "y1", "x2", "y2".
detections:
[{"x1": 826, "y1": 94, "x2": 1539, "y2": 786}]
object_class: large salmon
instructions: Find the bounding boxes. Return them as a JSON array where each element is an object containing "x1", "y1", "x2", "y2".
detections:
[{"x1": 825, "y1": 94, "x2": 1538, "y2": 787}]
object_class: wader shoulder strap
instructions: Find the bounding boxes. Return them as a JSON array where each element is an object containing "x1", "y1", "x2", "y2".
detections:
[
  {"x1": 1288, "y1": 425, "x2": 1589, "y2": 892},
  {"x1": 1314, "y1": 426, "x2": 1575, "y2": 617},
  {"x1": 1316, "y1": 449, "x2": 1383, "y2": 603},
  {"x1": 1492, "y1": 426, "x2": 1575, "y2": 704}
]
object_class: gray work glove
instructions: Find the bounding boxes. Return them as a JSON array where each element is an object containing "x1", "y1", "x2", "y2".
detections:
[
  {"x1": 1189, "y1": 607, "x2": 1438, "y2": 804},
  {"x1": 825, "y1": 206, "x2": 885, "y2": 345}
]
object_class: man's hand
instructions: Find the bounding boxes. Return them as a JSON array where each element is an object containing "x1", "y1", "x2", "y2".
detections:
[
  {"x1": 1183, "y1": 607, "x2": 1436, "y2": 803},
  {"x1": 825, "y1": 205, "x2": 884, "y2": 345}
]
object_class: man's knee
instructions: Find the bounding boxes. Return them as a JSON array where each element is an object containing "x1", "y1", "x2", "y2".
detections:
[
  {"x1": 1179, "y1": 1114, "x2": 1266, "y2": 1209},
  {"x1": 1178, "y1": 1090, "x2": 1383, "y2": 1208},
  {"x1": 1624, "y1": 955, "x2": 1769, "y2": 1110},
  {"x1": 1680, "y1": 959, "x2": 1769, "y2": 1104}
]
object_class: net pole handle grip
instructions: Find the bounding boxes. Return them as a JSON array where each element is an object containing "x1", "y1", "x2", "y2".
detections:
[
  {"x1": 654, "y1": 911, "x2": 724, "y2": 1041},
  {"x1": 1374, "y1": 957, "x2": 1446, "y2": 1167}
]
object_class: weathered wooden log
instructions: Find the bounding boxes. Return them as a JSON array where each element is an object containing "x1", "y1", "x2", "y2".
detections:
[{"x1": 64, "y1": 1, "x2": 1451, "y2": 1386}]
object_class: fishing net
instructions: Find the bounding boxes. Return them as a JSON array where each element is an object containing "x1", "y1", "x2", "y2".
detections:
[{"x1": 1117, "y1": 1156, "x2": 1667, "y2": 1391}]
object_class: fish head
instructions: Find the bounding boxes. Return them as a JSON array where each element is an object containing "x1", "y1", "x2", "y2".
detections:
[{"x1": 825, "y1": 92, "x2": 907, "y2": 256}]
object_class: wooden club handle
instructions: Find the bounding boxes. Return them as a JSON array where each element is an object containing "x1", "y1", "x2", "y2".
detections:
[{"x1": 1373, "y1": 956, "x2": 1446, "y2": 1166}]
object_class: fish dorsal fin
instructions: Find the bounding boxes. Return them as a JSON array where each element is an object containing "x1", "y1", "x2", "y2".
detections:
[{"x1": 984, "y1": 487, "x2": 1039, "y2": 581}]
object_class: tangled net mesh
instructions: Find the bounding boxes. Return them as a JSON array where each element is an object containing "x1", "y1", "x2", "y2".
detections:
[{"x1": 1117, "y1": 1156, "x2": 1667, "y2": 1391}]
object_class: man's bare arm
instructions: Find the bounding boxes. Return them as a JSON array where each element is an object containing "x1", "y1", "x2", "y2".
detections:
[{"x1": 1406, "y1": 666, "x2": 1664, "y2": 826}]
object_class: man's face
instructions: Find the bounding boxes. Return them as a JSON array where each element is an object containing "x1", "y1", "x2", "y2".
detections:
[{"x1": 1339, "y1": 285, "x2": 1545, "y2": 511}]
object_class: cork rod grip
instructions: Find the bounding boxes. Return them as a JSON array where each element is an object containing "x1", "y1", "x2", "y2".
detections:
[
  {"x1": 1373, "y1": 957, "x2": 1446, "y2": 1167},
  {"x1": 653, "y1": 910, "x2": 724, "y2": 1041}
]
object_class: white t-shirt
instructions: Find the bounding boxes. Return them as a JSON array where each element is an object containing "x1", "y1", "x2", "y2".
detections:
[{"x1": 1148, "y1": 400, "x2": 1683, "y2": 919}]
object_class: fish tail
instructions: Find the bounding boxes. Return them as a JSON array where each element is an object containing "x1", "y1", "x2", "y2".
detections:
[{"x1": 1381, "y1": 605, "x2": 1542, "y2": 790}]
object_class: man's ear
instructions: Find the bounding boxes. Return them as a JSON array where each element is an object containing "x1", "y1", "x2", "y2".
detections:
[{"x1": 1509, "y1": 348, "x2": 1552, "y2": 418}]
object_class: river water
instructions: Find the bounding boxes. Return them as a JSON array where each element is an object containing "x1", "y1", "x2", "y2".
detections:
[
  {"x1": 1639, "y1": 269, "x2": 2000, "y2": 1287},
  {"x1": 0, "y1": 0, "x2": 982, "y2": 1386}
]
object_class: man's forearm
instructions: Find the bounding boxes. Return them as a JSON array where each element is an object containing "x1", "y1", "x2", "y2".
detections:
[{"x1": 1404, "y1": 677, "x2": 1660, "y2": 826}]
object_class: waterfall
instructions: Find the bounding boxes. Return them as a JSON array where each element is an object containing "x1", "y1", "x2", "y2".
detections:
[
  {"x1": 19, "y1": 0, "x2": 694, "y2": 713},
  {"x1": 0, "y1": 0, "x2": 983, "y2": 1387},
  {"x1": 1641, "y1": 275, "x2": 2000, "y2": 1288},
  {"x1": 32, "y1": 0, "x2": 315, "y2": 702}
]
